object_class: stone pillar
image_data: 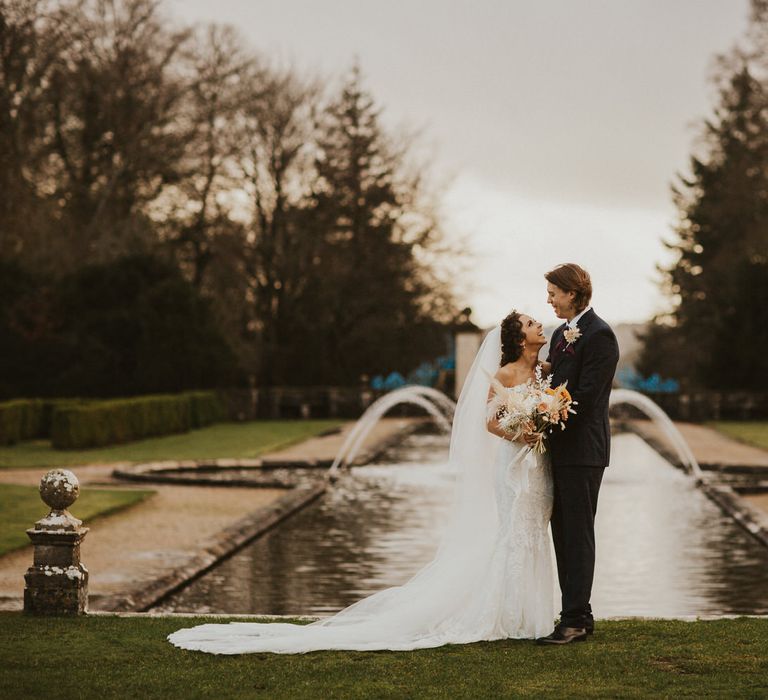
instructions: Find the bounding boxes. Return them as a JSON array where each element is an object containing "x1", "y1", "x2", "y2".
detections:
[
  {"x1": 24, "y1": 469, "x2": 89, "y2": 615},
  {"x1": 455, "y1": 330, "x2": 484, "y2": 399},
  {"x1": 328, "y1": 387, "x2": 341, "y2": 418}
]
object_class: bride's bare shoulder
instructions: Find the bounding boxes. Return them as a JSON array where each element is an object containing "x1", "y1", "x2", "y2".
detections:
[{"x1": 495, "y1": 363, "x2": 524, "y2": 387}]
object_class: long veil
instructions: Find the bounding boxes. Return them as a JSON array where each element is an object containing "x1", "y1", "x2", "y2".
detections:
[{"x1": 168, "y1": 326, "x2": 550, "y2": 654}]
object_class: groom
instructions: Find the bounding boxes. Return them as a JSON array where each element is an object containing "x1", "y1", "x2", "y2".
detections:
[{"x1": 536, "y1": 263, "x2": 619, "y2": 645}]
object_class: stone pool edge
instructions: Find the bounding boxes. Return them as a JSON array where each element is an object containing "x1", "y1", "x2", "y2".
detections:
[
  {"x1": 619, "y1": 423, "x2": 768, "y2": 550},
  {"x1": 110, "y1": 419, "x2": 427, "y2": 485},
  {"x1": 97, "y1": 420, "x2": 427, "y2": 613},
  {"x1": 96, "y1": 482, "x2": 327, "y2": 613}
]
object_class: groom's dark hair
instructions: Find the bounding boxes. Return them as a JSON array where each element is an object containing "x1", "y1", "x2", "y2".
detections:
[{"x1": 545, "y1": 263, "x2": 592, "y2": 311}]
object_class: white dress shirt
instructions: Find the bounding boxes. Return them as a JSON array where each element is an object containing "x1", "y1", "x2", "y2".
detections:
[{"x1": 567, "y1": 305, "x2": 592, "y2": 328}]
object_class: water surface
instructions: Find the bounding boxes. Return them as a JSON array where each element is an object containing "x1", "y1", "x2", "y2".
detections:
[{"x1": 153, "y1": 432, "x2": 768, "y2": 617}]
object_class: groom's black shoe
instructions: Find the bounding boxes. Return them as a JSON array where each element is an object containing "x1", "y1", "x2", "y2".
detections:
[
  {"x1": 585, "y1": 620, "x2": 594, "y2": 635},
  {"x1": 536, "y1": 625, "x2": 588, "y2": 645}
]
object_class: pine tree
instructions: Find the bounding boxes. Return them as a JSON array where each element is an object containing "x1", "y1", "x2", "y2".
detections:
[
  {"x1": 639, "y1": 65, "x2": 768, "y2": 389},
  {"x1": 291, "y1": 67, "x2": 452, "y2": 385}
]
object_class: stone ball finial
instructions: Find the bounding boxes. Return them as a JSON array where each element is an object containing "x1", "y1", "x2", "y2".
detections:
[
  {"x1": 39, "y1": 469, "x2": 80, "y2": 511},
  {"x1": 26, "y1": 469, "x2": 89, "y2": 615}
]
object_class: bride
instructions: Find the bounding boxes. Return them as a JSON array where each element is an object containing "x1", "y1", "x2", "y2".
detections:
[{"x1": 168, "y1": 310, "x2": 555, "y2": 654}]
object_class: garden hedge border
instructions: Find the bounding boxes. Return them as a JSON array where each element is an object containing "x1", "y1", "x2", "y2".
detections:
[{"x1": 0, "y1": 392, "x2": 224, "y2": 448}]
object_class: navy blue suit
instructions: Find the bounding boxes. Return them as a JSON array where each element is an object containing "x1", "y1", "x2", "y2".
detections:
[{"x1": 546, "y1": 308, "x2": 619, "y2": 629}]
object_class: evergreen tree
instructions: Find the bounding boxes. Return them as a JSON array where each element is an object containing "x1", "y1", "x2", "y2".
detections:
[
  {"x1": 286, "y1": 67, "x2": 453, "y2": 385},
  {"x1": 639, "y1": 37, "x2": 768, "y2": 390}
]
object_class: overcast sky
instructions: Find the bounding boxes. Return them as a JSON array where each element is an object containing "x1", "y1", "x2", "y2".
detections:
[{"x1": 168, "y1": 0, "x2": 750, "y2": 326}]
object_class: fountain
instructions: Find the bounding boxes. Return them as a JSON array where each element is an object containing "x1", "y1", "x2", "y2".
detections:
[
  {"x1": 154, "y1": 416, "x2": 768, "y2": 617},
  {"x1": 328, "y1": 386, "x2": 701, "y2": 482},
  {"x1": 152, "y1": 383, "x2": 768, "y2": 617},
  {"x1": 609, "y1": 388, "x2": 702, "y2": 480},
  {"x1": 327, "y1": 385, "x2": 456, "y2": 481},
  {"x1": 327, "y1": 386, "x2": 704, "y2": 482}
]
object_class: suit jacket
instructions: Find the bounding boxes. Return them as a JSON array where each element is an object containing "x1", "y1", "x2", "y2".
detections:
[{"x1": 546, "y1": 308, "x2": 619, "y2": 468}]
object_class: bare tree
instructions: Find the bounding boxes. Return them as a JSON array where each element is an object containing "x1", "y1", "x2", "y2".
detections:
[
  {"x1": 40, "y1": 0, "x2": 191, "y2": 267},
  {"x1": 0, "y1": 0, "x2": 80, "y2": 265},
  {"x1": 156, "y1": 23, "x2": 255, "y2": 288},
  {"x1": 234, "y1": 66, "x2": 320, "y2": 383}
]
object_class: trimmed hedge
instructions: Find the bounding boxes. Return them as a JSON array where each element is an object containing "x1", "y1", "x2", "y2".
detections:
[
  {"x1": 50, "y1": 392, "x2": 226, "y2": 449},
  {"x1": 0, "y1": 401, "x2": 27, "y2": 446},
  {"x1": 0, "y1": 399, "x2": 76, "y2": 446},
  {"x1": 187, "y1": 391, "x2": 226, "y2": 429},
  {"x1": 0, "y1": 392, "x2": 225, "y2": 449}
]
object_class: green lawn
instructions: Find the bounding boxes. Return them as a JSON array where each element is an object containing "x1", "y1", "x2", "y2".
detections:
[
  {"x1": 709, "y1": 421, "x2": 768, "y2": 451},
  {"x1": 0, "y1": 420, "x2": 342, "y2": 469},
  {"x1": 0, "y1": 615, "x2": 766, "y2": 698},
  {"x1": 0, "y1": 484, "x2": 154, "y2": 556}
]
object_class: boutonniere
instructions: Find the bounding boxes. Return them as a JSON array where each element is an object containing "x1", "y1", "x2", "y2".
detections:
[{"x1": 563, "y1": 326, "x2": 582, "y2": 346}]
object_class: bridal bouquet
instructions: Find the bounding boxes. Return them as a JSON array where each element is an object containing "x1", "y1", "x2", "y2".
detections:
[{"x1": 486, "y1": 366, "x2": 576, "y2": 454}]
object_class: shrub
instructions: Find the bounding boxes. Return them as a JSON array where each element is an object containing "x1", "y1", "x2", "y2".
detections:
[
  {"x1": 0, "y1": 398, "x2": 93, "y2": 445},
  {"x1": 0, "y1": 401, "x2": 25, "y2": 446},
  {"x1": 0, "y1": 399, "x2": 48, "y2": 445},
  {"x1": 186, "y1": 391, "x2": 226, "y2": 428},
  {"x1": 49, "y1": 391, "x2": 224, "y2": 449}
]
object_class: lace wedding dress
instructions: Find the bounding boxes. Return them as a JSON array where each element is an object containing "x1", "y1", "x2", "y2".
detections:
[{"x1": 168, "y1": 327, "x2": 555, "y2": 654}]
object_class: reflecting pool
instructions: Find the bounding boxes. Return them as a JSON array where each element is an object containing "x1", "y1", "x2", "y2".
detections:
[{"x1": 152, "y1": 432, "x2": 768, "y2": 617}]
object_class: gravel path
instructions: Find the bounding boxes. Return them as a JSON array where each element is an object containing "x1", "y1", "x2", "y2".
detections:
[
  {"x1": 629, "y1": 419, "x2": 768, "y2": 469},
  {"x1": 0, "y1": 417, "x2": 422, "y2": 610},
  {"x1": 0, "y1": 485, "x2": 283, "y2": 606},
  {"x1": 744, "y1": 493, "x2": 768, "y2": 518}
]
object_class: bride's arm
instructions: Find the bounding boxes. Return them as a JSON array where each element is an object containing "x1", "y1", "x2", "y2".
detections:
[
  {"x1": 486, "y1": 369, "x2": 515, "y2": 440},
  {"x1": 486, "y1": 398, "x2": 510, "y2": 439}
]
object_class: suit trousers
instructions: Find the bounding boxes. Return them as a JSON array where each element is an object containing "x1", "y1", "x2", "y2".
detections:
[{"x1": 550, "y1": 465, "x2": 605, "y2": 628}]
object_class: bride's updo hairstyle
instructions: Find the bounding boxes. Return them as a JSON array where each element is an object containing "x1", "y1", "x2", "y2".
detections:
[{"x1": 500, "y1": 310, "x2": 525, "y2": 366}]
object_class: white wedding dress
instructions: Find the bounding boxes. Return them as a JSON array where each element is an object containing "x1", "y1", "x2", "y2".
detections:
[{"x1": 168, "y1": 327, "x2": 555, "y2": 654}]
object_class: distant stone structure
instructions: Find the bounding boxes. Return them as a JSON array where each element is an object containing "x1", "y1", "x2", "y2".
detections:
[
  {"x1": 455, "y1": 330, "x2": 484, "y2": 398},
  {"x1": 24, "y1": 469, "x2": 89, "y2": 615}
]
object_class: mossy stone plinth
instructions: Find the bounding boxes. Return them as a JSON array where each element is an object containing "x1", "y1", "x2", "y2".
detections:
[{"x1": 24, "y1": 470, "x2": 89, "y2": 615}]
